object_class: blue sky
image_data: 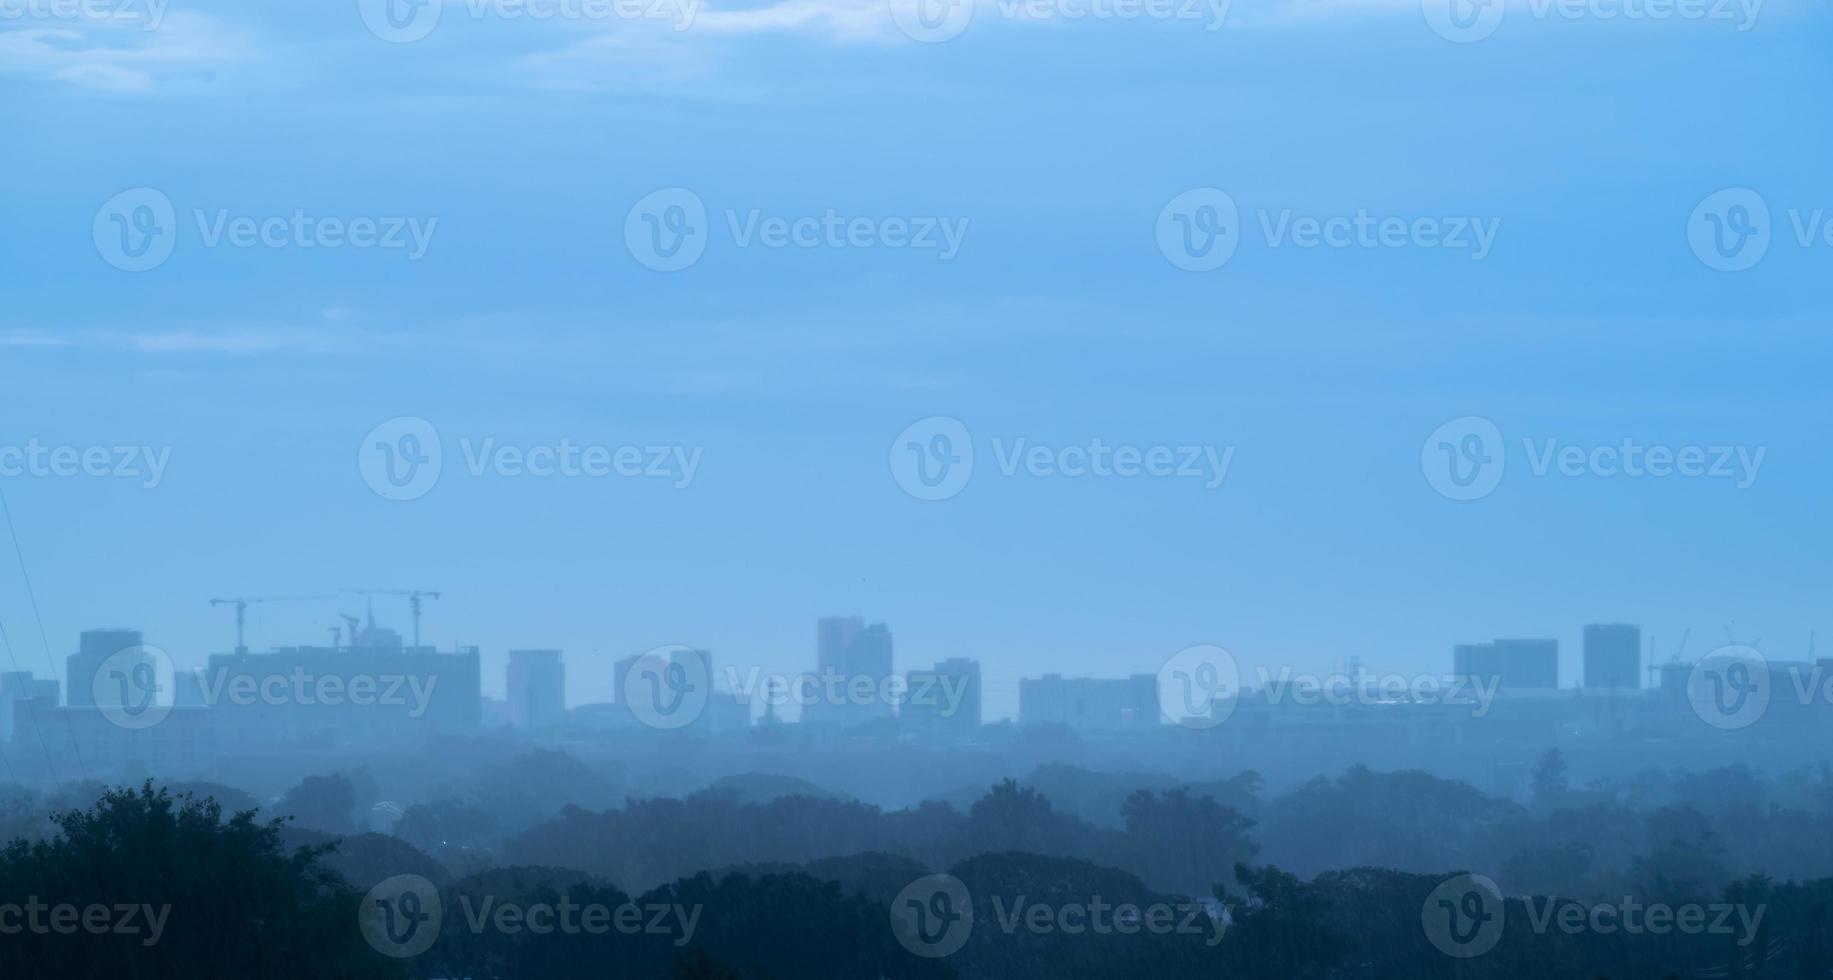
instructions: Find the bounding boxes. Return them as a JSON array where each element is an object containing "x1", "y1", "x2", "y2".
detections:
[{"x1": 1, "y1": 0, "x2": 1829, "y2": 717}]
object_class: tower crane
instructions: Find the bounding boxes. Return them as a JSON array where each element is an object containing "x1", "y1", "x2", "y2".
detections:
[
  {"x1": 207, "y1": 595, "x2": 334, "y2": 654},
  {"x1": 340, "y1": 589, "x2": 442, "y2": 648}
]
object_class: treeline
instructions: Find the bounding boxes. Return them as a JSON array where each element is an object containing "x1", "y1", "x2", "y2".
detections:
[{"x1": 5, "y1": 783, "x2": 1832, "y2": 978}]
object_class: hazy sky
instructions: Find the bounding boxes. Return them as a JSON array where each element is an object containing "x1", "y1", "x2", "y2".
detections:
[{"x1": 1, "y1": 0, "x2": 1829, "y2": 718}]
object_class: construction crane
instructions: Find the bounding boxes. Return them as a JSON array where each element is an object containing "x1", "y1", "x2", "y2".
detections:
[
  {"x1": 207, "y1": 595, "x2": 334, "y2": 654},
  {"x1": 1647, "y1": 628, "x2": 1692, "y2": 688},
  {"x1": 340, "y1": 589, "x2": 442, "y2": 648}
]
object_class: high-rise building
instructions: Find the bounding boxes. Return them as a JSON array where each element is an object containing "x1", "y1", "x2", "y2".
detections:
[
  {"x1": 1583, "y1": 624, "x2": 1641, "y2": 689},
  {"x1": 806, "y1": 617, "x2": 894, "y2": 727},
  {"x1": 506, "y1": 649, "x2": 566, "y2": 728},
  {"x1": 66, "y1": 628, "x2": 146, "y2": 709},
  {"x1": 1454, "y1": 638, "x2": 1558, "y2": 691},
  {"x1": 902, "y1": 657, "x2": 981, "y2": 738}
]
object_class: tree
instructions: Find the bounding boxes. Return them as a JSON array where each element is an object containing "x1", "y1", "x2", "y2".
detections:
[
  {"x1": 278, "y1": 773, "x2": 359, "y2": 835},
  {"x1": 1121, "y1": 788, "x2": 1260, "y2": 895},
  {"x1": 1530, "y1": 748, "x2": 1569, "y2": 809},
  {"x1": 0, "y1": 782, "x2": 399, "y2": 979}
]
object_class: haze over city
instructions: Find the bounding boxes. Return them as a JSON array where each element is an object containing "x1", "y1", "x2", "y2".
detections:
[{"x1": 2, "y1": 0, "x2": 1829, "y2": 975}]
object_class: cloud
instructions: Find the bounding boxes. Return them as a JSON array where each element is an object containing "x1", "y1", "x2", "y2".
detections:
[
  {"x1": 0, "y1": 12, "x2": 255, "y2": 93},
  {"x1": 0, "y1": 330, "x2": 74, "y2": 348}
]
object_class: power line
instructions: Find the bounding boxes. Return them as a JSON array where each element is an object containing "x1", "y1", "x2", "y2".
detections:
[{"x1": 0, "y1": 482, "x2": 89, "y2": 785}]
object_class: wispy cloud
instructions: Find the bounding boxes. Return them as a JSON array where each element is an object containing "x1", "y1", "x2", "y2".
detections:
[
  {"x1": 0, "y1": 12, "x2": 255, "y2": 93},
  {"x1": 0, "y1": 330, "x2": 74, "y2": 349}
]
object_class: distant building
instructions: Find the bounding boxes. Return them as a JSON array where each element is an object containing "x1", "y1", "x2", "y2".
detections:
[
  {"x1": 506, "y1": 649, "x2": 566, "y2": 728},
  {"x1": 0, "y1": 671, "x2": 58, "y2": 744},
  {"x1": 182, "y1": 612, "x2": 481, "y2": 744},
  {"x1": 1454, "y1": 638, "x2": 1558, "y2": 691},
  {"x1": 804, "y1": 617, "x2": 895, "y2": 728},
  {"x1": 1018, "y1": 673, "x2": 1157, "y2": 730},
  {"x1": 66, "y1": 628, "x2": 145, "y2": 709},
  {"x1": 1583, "y1": 624, "x2": 1641, "y2": 689},
  {"x1": 174, "y1": 668, "x2": 209, "y2": 707},
  {"x1": 902, "y1": 657, "x2": 981, "y2": 738}
]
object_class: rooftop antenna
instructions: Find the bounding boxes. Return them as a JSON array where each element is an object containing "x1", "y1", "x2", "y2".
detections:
[{"x1": 341, "y1": 589, "x2": 442, "y2": 648}]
